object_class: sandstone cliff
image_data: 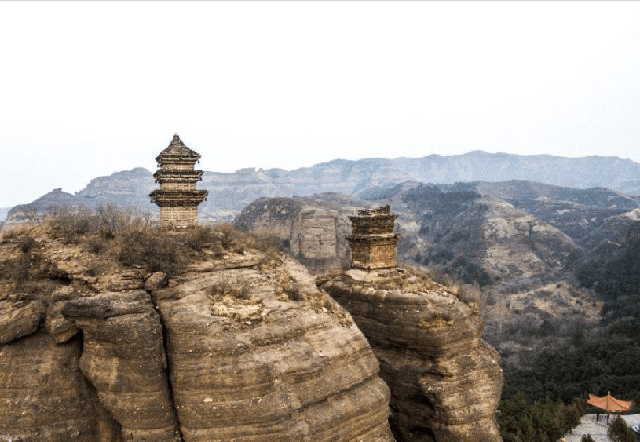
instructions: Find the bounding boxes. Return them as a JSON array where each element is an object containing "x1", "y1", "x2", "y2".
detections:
[
  {"x1": 319, "y1": 269, "x2": 503, "y2": 442},
  {"x1": 234, "y1": 194, "x2": 369, "y2": 274},
  {"x1": 0, "y1": 216, "x2": 394, "y2": 441}
]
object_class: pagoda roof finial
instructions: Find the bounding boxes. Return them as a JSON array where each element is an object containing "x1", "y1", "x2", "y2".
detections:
[{"x1": 156, "y1": 134, "x2": 200, "y2": 160}]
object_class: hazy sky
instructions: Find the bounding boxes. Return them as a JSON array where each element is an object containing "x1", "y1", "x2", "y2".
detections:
[{"x1": 1, "y1": 1, "x2": 639, "y2": 207}]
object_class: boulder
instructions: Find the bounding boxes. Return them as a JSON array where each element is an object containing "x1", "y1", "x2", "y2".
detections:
[{"x1": 0, "y1": 299, "x2": 45, "y2": 344}]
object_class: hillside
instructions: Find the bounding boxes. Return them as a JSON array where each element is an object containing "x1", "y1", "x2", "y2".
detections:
[
  {"x1": 475, "y1": 180, "x2": 640, "y2": 241},
  {"x1": 235, "y1": 181, "x2": 640, "y2": 383}
]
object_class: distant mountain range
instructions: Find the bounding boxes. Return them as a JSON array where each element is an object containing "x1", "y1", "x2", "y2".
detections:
[{"x1": 3, "y1": 151, "x2": 640, "y2": 227}]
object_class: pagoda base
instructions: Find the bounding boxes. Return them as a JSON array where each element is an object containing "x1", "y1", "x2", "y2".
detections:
[{"x1": 346, "y1": 236, "x2": 399, "y2": 271}]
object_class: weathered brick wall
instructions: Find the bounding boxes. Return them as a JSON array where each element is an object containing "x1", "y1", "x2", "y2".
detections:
[
  {"x1": 349, "y1": 239, "x2": 398, "y2": 270},
  {"x1": 160, "y1": 182, "x2": 197, "y2": 191},
  {"x1": 160, "y1": 206, "x2": 198, "y2": 228},
  {"x1": 161, "y1": 162, "x2": 194, "y2": 171},
  {"x1": 346, "y1": 206, "x2": 400, "y2": 271},
  {"x1": 370, "y1": 242, "x2": 397, "y2": 269},
  {"x1": 349, "y1": 242, "x2": 371, "y2": 270},
  {"x1": 151, "y1": 136, "x2": 207, "y2": 228}
]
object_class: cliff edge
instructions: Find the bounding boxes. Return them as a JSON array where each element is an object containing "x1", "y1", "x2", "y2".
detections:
[
  {"x1": 320, "y1": 269, "x2": 503, "y2": 442},
  {"x1": 0, "y1": 211, "x2": 393, "y2": 441}
]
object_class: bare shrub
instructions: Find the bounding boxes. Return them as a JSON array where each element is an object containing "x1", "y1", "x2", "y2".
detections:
[
  {"x1": 209, "y1": 276, "x2": 251, "y2": 299},
  {"x1": 118, "y1": 227, "x2": 182, "y2": 275},
  {"x1": 274, "y1": 269, "x2": 293, "y2": 301},
  {"x1": 48, "y1": 206, "x2": 94, "y2": 243},
  {"x1": 1, "y1": 234, "x2": 39, "y2": 285},
  {"x1": 215, "y1": 223, "x2": 250, "y2": 251},
  {"x1": 9, "y1": 208, "x2": 274, "y2": 280},
  {"x1": 95, "y1": 203, "x2": 150, "y2": 239},
  {"x1": 85, "y1": 261, "x2": 106, "y2": 277},
  {"x1": 182, "y1": 224, "x2": 217, "y2": 252},
  {"x1": 86, "y1": 237, "x2": 106, "y2": 254},
  {"x1": 286, "y1": 283, "x2": 308, "y2": 301},
  {"x1": 251, "y1": 232, "x2": 285, "y2": 255},
  {"x1": 458, "y1": 282, "x2": 486, "y2": 313},
  {"x1": 11, "y1": 252, "x2": 32, "y2": 284},
  {"x1": 23, "y1": 208, "x2": 40, "y2": 222},
  {"x1": 17, "y1": 236, "x2": 36, "y2": 254}
]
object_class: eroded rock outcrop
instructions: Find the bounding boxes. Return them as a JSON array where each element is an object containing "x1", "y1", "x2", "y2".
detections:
[
  {"x1": 0, "y1": 220, "x2": 394, "y2": 441},
  {"x1": 0, "y1": 298, "x2": 44, "y2": 344},
  {"x1": 152, "y1": 255, "x2": 393, "y2": 441},
  {"x1": 0, "y1": 331, "x2": 121, "y2": 442},
  {"x1": 234, "y1": 195, "x2": 368, "y2": 274},
  {"x1": 63, "y1": 291, "x2": 181, "y2": 442},
  {"x1": 320, "y1": 269, "x2": 503, "y2": 442}
]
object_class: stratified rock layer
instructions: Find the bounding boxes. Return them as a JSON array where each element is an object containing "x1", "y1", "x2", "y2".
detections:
[
  {"x1": 234, "y1": 196, "x2": 367, "y2": 274},
  {"x1": 0, "y1": 221, "x2": 395, "y2": 442},
  {"x1": 0, "y1": 331, "x2": 121, "y2": 442},
  {"x1": 153, "y1": 255, "x2": 394, "y2": 441},
  {"x1": 63, "y1": 291, "x2": 181, "y2": 442},
  {"x1": 0, "y1": 298, "x2": 44, "y2": 344},
  {"x1": 321, "y1": 271, "x2": 503, "y2": 442}
]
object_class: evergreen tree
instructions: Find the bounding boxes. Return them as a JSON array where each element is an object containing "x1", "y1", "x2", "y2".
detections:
[{"x1": 608, "y1": 415, "x2": 636, "y2": 442}]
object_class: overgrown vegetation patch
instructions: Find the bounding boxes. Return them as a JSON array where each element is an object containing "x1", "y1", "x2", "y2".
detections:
[{"x1": 0, "y1": 205, "x2": 283, "y2": 292}]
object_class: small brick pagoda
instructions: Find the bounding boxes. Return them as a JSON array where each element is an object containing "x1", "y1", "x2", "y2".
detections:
[
  {"x1": 150, "y1": 134, "x2": 208, "y2": 228},
  {"x1": 346, "y1": 205, "x2": 400, "y2": 271}
]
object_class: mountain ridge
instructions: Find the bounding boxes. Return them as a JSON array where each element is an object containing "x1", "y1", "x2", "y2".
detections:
[{"x1": 4, "y1": 151, "x2": 640, "y2": 226}]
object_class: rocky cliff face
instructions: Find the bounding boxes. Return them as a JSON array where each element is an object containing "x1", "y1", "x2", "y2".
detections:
[
  {"x1": 0, "y1": 220, "x2": 394, "y2": 441},
  {"x1": 319, "y1": 269, "x2": 503, "y2": 442},
  {"x1": 0, "y1": 288, "x2": 122, "y2": 442},
  {"x1": 63, "y1": 291, "x2": 181, "y2": 442},
  {"x1": 234, "y1": 194, "x2": 369, "y2": 274}
]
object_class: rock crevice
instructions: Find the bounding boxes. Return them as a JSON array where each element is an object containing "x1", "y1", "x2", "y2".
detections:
[{"x1": 63, "y1": 290, "x2": 182, "y2": 442}]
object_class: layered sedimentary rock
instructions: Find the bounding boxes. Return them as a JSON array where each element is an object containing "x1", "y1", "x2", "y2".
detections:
[
  {"x1": 320, "y1": 270, "x2": 503, "y2": 442},
  {"x1": 63, "y1": 291, "x2": 181, "y2": 442},
  {"x1": 0, "y1": 331, "x2": 121, "y2": 442},
  {"x1": 0, "y1": 298, "x2": 45, "y2": 344},
  {"x1": 0, "y1": 223, "x2": 394, "y2": 442},
  {"x1": 152, "y1": 255, "x2": 394, "y2": 441},
  {"x1": 234, "y1": 195, "x2": 368, "y2": 274}
]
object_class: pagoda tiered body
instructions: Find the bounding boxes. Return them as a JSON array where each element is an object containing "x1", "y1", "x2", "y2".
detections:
[
  {"x1": 346, "y1": 205, "x2": 400, "y2": 271},
  {"x1": 150, "y1": 134, "x2": 208, "y2": 228}
]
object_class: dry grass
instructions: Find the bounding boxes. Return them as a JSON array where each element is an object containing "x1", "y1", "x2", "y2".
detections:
[{"x1": 0, "y1": 206, "x2": 283, "y2": 291}]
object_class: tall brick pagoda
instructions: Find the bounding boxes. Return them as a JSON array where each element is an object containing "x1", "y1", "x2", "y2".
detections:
[
  {"x1": 346, "y1": 205, "x2": 400, "y2": 271},
  {"x1": 150, "y1": 134, "x2": 208, "y2": 228}
]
